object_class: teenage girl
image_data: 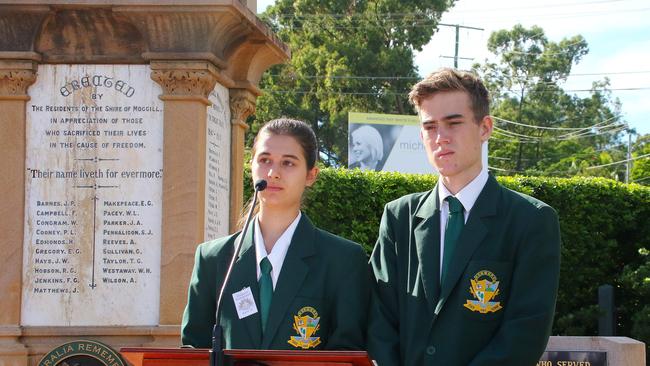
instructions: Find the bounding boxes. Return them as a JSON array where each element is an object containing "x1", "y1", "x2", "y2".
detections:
[{"x1": 181, "y1": 118, "x2": 370, "y2": 350}]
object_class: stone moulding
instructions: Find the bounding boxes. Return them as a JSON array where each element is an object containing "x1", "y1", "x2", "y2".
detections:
[
  {"x1": 0, "y1": 70, "x2": 37, "y2": 97},
  {"x1": 0, "y1": 1, "x2": 290, "y2": 94},
  {"x1": 0, "y1": 60, "x2": 38, "y2": 98},
  {"x1": 229, "y1": 88, "x2": 256, "y2": 125},
  {"x1": 151, "y1": 70, "x2": 218, "y2": 99}
]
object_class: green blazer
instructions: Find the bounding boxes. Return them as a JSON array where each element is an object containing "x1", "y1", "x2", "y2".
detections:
[
  {"x1": 368, "y1": 175, "x2": 561, "y2": 366},
  {"x1": 181, "y1": 214, "x2": 370, "y2": 351}
]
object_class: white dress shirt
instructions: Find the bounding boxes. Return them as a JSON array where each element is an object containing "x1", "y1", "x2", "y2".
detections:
[
  {"x1": 254, "y1": 211, "x2": 302, "y2": 289},
  {"x1": 438, "y1": 168, "x2": 489, "y2": 277}
]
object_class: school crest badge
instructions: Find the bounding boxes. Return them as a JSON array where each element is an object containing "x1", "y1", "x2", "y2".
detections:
[
  {"x1": 288, "y1": 306, "x2": 321, "y2": 349},
  {"x1": 464, "y1": 270, "x2": 503, "y2": 313}
]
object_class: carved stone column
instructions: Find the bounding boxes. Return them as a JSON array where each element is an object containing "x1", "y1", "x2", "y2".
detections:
[
  {"x1": 228, "y1": 89, "x2": 256, "y2": 232},
  {"x1": 150, "y1": 61, "x2": 219, "y2": 325},
  {"x1": 0, "y1": 60, "x2": 37, "y2": 366}
]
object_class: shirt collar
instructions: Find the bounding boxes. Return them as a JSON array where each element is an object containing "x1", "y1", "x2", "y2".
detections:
[
  {"x1": 438, "y1": 168, "x2": 489, "y2": 214},
  {"x1": 254, "y1": 211, "x2": 302, "y2": 274}
]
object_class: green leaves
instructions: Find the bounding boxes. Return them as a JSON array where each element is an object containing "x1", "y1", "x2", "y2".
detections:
[
  {"x1": 242, "y1": 169, "x2": 650, "y2": 343},
  {"x1": 631, "y1": 134, "x2": 650, "y2": 184},
  {"x1": 252, "y1": 0, "x2": 454, "y2": 166},
  {"x1": 475, "y1": 25, "x2": 625, "y2": 178}
]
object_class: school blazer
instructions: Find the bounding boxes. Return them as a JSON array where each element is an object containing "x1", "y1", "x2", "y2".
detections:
[
  {"x1": 181, "y1": 214, "x2": 370, "y2": 351},
  {"x1": 368, "y1": 175, "x2": 561, "y2": 366}
]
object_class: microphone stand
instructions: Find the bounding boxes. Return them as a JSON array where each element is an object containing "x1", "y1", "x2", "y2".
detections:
[{"x1": 211, "y1": 180, "x2": 267, "y2": 366}]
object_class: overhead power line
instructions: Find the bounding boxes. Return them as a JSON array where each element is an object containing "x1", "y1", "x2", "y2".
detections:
[
  {"x1": 267, "y1": 7, "x2": 650, "y2": 29},
  {"x1": 502, "y1": 38, "x2": 588, "y2": 57},
  {"x1": 268, "y1": 75, "x2": 421, "y2": 80},
  {"x1": 491, "y1": 124, "x2": 627, "y2": 143},
  {"x1": 262, "y1": 86, "x2": 650, "y2": 96},
  {"x1": 269, "y1": 9, "x2": 650, "y2": 21},
  {"x1": 558, "y1": 120, "x2": 624, "y2": 139},
  {"x1": 451, "y1": 0, "x2": 630, "y2": 13},
  {"x1": 569, "y1": 70, "x2": 650, "y2": 76},
  {"x1": 266, "y1": 70, "x2": 650, "y2": 81},
  {"x1": 585, "y1": 152, "x2": 650, "y2": 170},
  {"x1": 493, "y1": 126, "x2": 542, "y2": 140},
  {"x1": 443, "y1": 6, "x2": 650, "y2": 23},
  {"x1": 632, "y1": 175, "x2": 650, "y2": 183},
  {"x1": 268, "y1": 1, "x2": 637, "y2": 18},
  {"x1": 490, "y1": 136, "x2": 540, "y2": 144},
  {"x1": 493, "y1": 115, "x2": 621, "y2": 131}
]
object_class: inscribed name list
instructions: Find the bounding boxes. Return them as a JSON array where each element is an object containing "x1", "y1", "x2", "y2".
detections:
[
  {"x1": 22, "y1": 65, "x2": 163, "y2": 326},
  {"x1": 204, "y1": 83, "x2": 231, "y2": 241}
]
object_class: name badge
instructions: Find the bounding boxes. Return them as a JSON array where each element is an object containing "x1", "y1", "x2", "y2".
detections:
[{"x1": 232, "y1": 287, "x2": 258, "y2": 319}]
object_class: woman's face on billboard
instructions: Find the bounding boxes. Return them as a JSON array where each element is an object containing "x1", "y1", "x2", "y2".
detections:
[{"x1": 352, "y1": 138, "x2": 371, "y2": 163}]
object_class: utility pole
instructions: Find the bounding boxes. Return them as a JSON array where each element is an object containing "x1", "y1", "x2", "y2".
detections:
[
  {"x1": 626, "y1": 127, "x2": 637, "y2": 183},
  {"x1": 626, "y1": 130, "x2": 631, "y2": 183},
  {"x1": 438, "y1": 23, "x2": 484, "y2": 68}
]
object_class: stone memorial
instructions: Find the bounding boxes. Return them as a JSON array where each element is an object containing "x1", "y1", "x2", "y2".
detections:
[
  {"x1": 0, "y1": 1, "x2": 289, "y2": 365},
  {"x1": 204, "y1": 84, "x2": 231, "y2": 241},
  {"x1": 23, "y1": 64, "x2": 164, "y2": 326},
  {"x1": 543, "y1": 336, "x2": 646, "y2": 366},
  {"x1": 538, "y1": 350, "x2": 607, "y2": 366}
]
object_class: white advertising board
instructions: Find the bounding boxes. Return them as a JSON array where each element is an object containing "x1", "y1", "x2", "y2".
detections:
[{"x1": 348, "y1": 112, "x2": 488, "y2": 174}]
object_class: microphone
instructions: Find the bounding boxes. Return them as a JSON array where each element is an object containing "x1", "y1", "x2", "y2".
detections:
[
  {"x1": 254, "y1": 179, "x2": 267, "y2": 192},
  {"x1": 211, "y1": 179, "x2": 267, "y2": 366}
]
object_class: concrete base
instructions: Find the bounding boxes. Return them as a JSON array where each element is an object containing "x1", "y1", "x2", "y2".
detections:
[
  {"x1": 546, "y1": 336, "x2": 646, "y2": 366},
  {"x1": 0, "y1": 326, "x2": 179, "y2": 366},
  {"x1": 0, "y1": 326, "x2": 28, "y2": 366}
]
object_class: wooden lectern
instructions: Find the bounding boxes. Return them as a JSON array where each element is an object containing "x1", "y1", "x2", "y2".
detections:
[{"x1": 120, "y1": 347, "x2": 374, "y2": 366}]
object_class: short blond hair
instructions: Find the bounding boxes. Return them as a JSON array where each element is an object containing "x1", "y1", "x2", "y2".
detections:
[
  {"x1": 408, "y1": 68, "x2": 490, "y2": 122},
  {"x1": 351, "y1": 125, "x2": 383, "y2": 163}
]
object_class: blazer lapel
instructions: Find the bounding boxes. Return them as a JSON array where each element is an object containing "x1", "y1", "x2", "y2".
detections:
[
  {"x1": 228, "y1": 224, "x2": 262, "y2": 347},
  {"x1": 261, "y1": 215, "x2": 316, "y2": 348},
  {"x1": 413, "y1": 188, "x2": 441, "y2": 314},
  {"x1": 437, "y1": 175, "x2": 499, "y2": 313}
]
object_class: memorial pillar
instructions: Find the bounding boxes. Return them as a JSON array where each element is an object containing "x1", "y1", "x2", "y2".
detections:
[
  {"x1": 0, "y1": 60, "x2": 37, "y2": 366},
  {"x1": 150, "y1": 61, "x2": 219, "y2": 325},
  {"x1": 228, "y1": 89, "x2": 256, "y2": 232}
]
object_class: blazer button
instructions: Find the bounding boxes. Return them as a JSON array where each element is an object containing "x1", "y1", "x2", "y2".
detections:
[{"x1": 426, "y1": 346, "x2": 436, "y2": 355}]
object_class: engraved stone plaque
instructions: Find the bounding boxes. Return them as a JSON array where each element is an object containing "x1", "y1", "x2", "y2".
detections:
[
  {"x1": 22, "y1": 65, "x2": 163, "y2": 326},
  {"x1": 538, "y1": 351, "x2": 607, "y2": 366},
  {"x1": 204, "y1": 83, "x2": 231, "y2": 241}
]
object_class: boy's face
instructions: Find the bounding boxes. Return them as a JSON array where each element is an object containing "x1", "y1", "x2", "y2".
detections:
[{"x1": 419, "y1": 91, "x2": 492, "y2": 184}]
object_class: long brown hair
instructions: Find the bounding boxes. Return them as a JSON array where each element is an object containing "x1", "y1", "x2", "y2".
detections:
[{"x1": 236, "y1": 118, "x2": 318, "y2": 230}]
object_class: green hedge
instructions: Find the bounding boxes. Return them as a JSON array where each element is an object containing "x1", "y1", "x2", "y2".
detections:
[{"x1": 244, "y1": 169, "x2": 650, "y2": 349}]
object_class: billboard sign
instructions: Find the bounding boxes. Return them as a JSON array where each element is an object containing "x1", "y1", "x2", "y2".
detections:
[{"x1": 348, "y1": 112, "x2": 488, "y2": 174}]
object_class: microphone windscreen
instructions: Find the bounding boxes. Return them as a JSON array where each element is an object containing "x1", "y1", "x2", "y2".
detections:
[{"x1": 254, "y1": 179, "x2": 268, "y2": 191}]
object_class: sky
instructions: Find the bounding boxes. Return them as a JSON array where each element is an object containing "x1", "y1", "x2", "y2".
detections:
[{"x1": 257, "y1": 0, "x2": 649, "y2": 138}]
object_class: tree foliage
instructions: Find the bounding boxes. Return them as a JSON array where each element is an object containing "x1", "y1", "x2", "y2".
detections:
[
  {"x1": 251, "y1": 0, "x2": 455, "y2": 166},
  {"x1": 631, "y1": 134, "x2": 650, "y2": 185},
  {"x1": 474, "y1": 25, "x2": 632, "y2": 180},
  {"x1": 244, "y1": 168, "x2": 650, "y2": 352}
]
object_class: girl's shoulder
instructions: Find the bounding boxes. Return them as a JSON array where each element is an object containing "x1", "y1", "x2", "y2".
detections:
[
  {"x1": 195, "y1": 231, "x2": 240, "y2": 260},
  {"x1": 314, "y1": 227, "x2": 366, "y2": 258}
]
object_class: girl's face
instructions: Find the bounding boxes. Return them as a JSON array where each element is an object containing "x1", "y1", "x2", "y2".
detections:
[{"x1": 252, "y1": 132, "x2": 318, "y2": 211}]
